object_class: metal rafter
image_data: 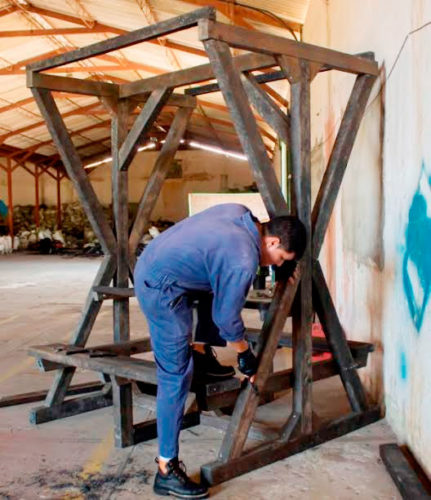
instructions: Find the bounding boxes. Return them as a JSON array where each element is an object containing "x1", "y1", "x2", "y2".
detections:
[{"x1": 184, "y1": 0, "x2": 302, "y2": 33}]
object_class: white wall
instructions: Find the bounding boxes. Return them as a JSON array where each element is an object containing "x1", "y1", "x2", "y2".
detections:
[
  {"x1": 304, "y1": 0, "x2": 431, "y2": 475},
  {"x1": 88, "y1": 148, "x2": 254, "y2": 221},
  {"x1": 1, "y1": 149, "x2": 254, "y2": 224}
]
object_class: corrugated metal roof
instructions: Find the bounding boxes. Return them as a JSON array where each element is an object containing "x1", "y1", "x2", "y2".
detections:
[{"x1": 0, "y1": 0, "x2": 309, "y2": 170}]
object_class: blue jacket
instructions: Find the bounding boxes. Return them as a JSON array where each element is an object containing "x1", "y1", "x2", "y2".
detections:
[{"x1": 135, "y1": 203, "x2": 261, "y2": 342}]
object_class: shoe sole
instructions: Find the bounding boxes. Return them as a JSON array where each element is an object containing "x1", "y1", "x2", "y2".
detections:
[
  {"x1": 153, "y1": 485, "x2": 209, "y2": 498},
  {"x1": 205, "y1": 371, "x2": 235, "y2": 378}
]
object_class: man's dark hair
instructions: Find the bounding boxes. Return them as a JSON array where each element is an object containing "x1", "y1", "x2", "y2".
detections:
[{"x1": 262, "y1": 215, "x2": 307, "y2": 260}]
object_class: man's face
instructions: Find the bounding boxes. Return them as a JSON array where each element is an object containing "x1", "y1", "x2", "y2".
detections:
[{"x1": 260, "y1": 236, "x2": 295, "y2": 267}]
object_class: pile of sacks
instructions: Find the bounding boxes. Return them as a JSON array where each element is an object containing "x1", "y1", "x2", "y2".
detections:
[{"x1": 0, "y1": 235, "x2": 19, "y2": 254}]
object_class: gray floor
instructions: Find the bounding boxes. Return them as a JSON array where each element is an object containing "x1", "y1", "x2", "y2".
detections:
[{"x1": 0, "y1": 254, "x2": 400, "y2": 499}]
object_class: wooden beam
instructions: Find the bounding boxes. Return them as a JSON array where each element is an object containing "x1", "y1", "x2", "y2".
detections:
[
  {"x1": 203, "y1": 38, "x2": 285, "y2": 216},
  {"x1": 27, "y1": 72, "x2": 119, "y2": 98},
  {"x1": 312, "y1": 260, "x2": 368, "y2": 412},
  {"x1": 120, "y1": 52, "x2": 276, "y2": 98},
  {"x1": 27, "y1": 7, "x2": 215, "y2": 72},
  {"x1": 129, "y1": 106, "x2": 193, "y2": 263},
  {"x1": 30, "y1": 88, "x2": 117, "y2": 254},
  {"x1": 6, "y1": 158, "x2": 13, "y2": 238},
  {"x1": 241, "y1": 73, "x2": 289, "y2": 144},
  {"x1": 380, "y1": 444, "x2": 431, "y2": 499},
  {"x1": 201, "y1": 408, "x2": 381, "y2": 485},
  {"x1": 199, "y1": 20, "x2": 379, "y2": 76},
  {"x1": 217, "y1": 278, "x2": 299, "y2": 461},
  {"x1": 0, "y1": 382, "x2": 105, "y2": 408},
  {"x1": 286, "y1": 59, "x2": 313, "y2": 435},
  {"x1": 25, "y1": 4, "x2": 207, "y2": 58},
  {"x1": 29, "y1": 344, "x2": 158, "y2": 384},
  {"x1": 41, "y1": 255, "x2": 117, "y2": 410},
  {"x1": 119, "y1": 87, "x2": 173, "y2": 171}
]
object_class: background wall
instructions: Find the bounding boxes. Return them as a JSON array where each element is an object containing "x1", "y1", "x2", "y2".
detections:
[
  {"x1": 304, "y1": 0, "x2": 431, "y2": 475},
  {"x1": 0, "y1": 149, "x2": 254, "y2": 223}
]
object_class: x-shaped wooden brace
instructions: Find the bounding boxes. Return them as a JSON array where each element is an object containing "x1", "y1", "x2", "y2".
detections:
[
  {"x1": 202, "y1": 35, "x2": 377, "y2": 464},
  {"x1": 31, "y1": 86, "x2": 195, "y2": 439}
]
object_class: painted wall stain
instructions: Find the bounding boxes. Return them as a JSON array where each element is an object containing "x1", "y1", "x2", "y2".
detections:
[
  {"x1": 402, "y1": 162, "x2": 431, "y2": 332},
  {"x1": 400, "y1": 351, "x2": 408, "y2": 381}
]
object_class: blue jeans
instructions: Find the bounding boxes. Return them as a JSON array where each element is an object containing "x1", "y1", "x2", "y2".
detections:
[{"x1": 135, "y1": 269, "x2": 194, "y2": 459}]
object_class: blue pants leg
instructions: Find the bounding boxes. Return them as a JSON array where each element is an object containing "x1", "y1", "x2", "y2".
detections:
[
  {"x1": 194, "y1": 292, "x2": 227, "y2": 347},
  {"x1": 135, "y1": 274, "x2": 194, "y2": 460}
]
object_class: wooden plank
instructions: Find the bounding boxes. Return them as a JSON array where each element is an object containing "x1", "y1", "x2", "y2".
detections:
[
  {"x1": 112, "y1": 99, "x2": 132, "y2": 447},
  {"x1": 0, "y1": 382, "x2": 105, "y2": 408},
  {"x1": 199, "y1": 20, "x2": 378, "y2": 76},
  {"x1": 288, "y1": 60, "x2": 313, "y2": 435},
  {"x1": 31, "y1": 89, "x2": 117, "y2": 255},
  {"x1": 120, "y1": 52, "x2": 276, "y2": 98},
  {"x1": 312, "y1": 74, "x2": 376, "y2": 257},
  {"x1": 119, "y1": 87, "x2": 173, "y2": 171},
  {"x1": 111, "y1": 99, "x2": 130, "y2": 344},
  {"x1": 30, "y1": 386, "x2": 113, "y2": 425},
  {"x1": 203, "y1": 38, "x2": 287, "y2": 217},
  {"x1": 245, "y1": 329, "x2": 374, "y2": 355},
  {"x1": 186, "y1": 53, "x2": 375, "y2": 96},
  {"x1": 380, "y1": 444, "x2": 431, "y2": 499},
  {"x1": 162, "y1": 93, "x2": 197, "y2": 108},
  {"x1": 28, "y1": 345, "x2": 158, "y2": 384},
  {"x1": 201, "y1": 407, "x2": 381, "y2": 485},
  {"x1": 241, "y1": 72, "x2": 290, "y2": 145},
  {"x1": 27, "y1": 7, "x2": 215, "y2": 72},
  {"x1": 217, "y1": 278, "x2": 299, "y2": 461},
  {"x1": 129, "y1": 106, "x2": 193, "y2": 264},
  {"x1": 93, "y1": 285, "x2": 135, "y2": 299},
  {"x1": 75, "y1": 338, "x2": 152, "y2": 355},
  {"x1": 113, "y1": 378, "x2": 133, "y2": 447},
  {"x1": 312, "y1": 260, "x2": 367, "y2": 411},
  {"x1": 27, "y1": 72, "x2": 119, "y2": 97}
]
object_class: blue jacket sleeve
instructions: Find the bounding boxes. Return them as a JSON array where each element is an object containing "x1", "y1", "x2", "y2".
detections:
[{"x1": 210, "y1": 266, "x2": 255, "y2": 342}]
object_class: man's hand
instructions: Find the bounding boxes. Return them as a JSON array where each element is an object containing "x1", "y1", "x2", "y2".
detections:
[{"x1": 237, "y1": 347, "x2": 258, "y2": 377}]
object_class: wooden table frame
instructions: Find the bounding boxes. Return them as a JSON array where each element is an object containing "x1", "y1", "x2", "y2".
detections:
[{"x1": 26, "y1": 7, "x2": 380, "y2": 484}]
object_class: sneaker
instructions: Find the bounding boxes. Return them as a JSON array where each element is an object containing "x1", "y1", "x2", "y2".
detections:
[
  {"x1": 193, "y1": 344, "x2": 235, "y2": 380},
  {"x1": 153, "y1": 458, "x2": 209, "y2": 498}
]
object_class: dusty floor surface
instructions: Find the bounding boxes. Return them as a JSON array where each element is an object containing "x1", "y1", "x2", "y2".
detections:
[{"x1": 0, "y1": 254, "x2": 401, "y2": 499}]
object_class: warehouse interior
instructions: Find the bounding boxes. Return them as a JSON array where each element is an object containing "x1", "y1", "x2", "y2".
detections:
[{"x1": 0, "y1": 0, "x2": 430, "y2": 498}]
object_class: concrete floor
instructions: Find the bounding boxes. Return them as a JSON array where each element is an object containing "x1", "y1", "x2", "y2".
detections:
[{"x1": 0, "y1": 254, "x2": 401, "y2": 499}]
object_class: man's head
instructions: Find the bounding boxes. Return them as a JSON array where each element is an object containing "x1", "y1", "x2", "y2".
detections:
[{"x1": 259, "y1": 215, "x2": 306, "y2": 267}]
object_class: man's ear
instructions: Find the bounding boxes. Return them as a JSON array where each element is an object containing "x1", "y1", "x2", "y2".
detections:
[{"x1": 264, "y1": 236, "x2": 280, "y2": 249}]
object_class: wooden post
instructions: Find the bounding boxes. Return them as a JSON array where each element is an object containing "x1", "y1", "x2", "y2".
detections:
[
  {"x1": 6, "y1": 158, "x2": 13, "y2": 238},
  {"x1": 129, "y1": 105, "x2": 194, "y2": 265},
  {"x1": 111, "y1": 98, "x2": 133, "y2": 447},
  {"x1": 56, "y1": 170, "x2": 62, "y2": 228},
  {"x1": 284, "y1": 58, "x2": 313, "y2": 435},
  {"x1": 202, "y1": 38, "x2": 288, "y2": 217},
  {"x1": 34, "y1": 164, "x2": 40, "y2": 227}
]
